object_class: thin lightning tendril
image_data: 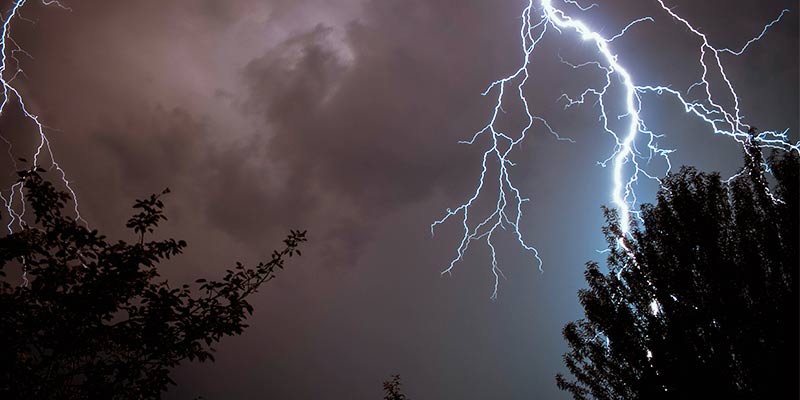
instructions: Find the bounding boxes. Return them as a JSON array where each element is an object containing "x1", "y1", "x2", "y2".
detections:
[
  {"x1": 0, "y1": 0, "x2": 83, "y2": 237},
  {"x1": 432, "y1": 0, "x2": 797, "y2": 299}
]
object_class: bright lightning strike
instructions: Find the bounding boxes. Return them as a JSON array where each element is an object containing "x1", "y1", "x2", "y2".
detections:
[
  {"x1": 0, "y1": 0, "x2": 83, "y2": 235},
  {"x1": 433, "y1": 0, "x2": 798, "y2": 299}
]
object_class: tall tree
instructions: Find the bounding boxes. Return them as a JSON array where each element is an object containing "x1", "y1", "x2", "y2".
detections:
[
  {"x1": 0, "y1": 167, "x2": 306, "y2": 399},
  {"x1": 556, "y1": 144, "x2": 799, "y2": 400}
]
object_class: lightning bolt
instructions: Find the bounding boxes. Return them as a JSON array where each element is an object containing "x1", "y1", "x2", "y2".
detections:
[
  {"x1": 433, "y1": 0, "x2": 797, "y2": 298},
  {"x1": 0, "y1": 0, "x2": 83, "y2": 235}
]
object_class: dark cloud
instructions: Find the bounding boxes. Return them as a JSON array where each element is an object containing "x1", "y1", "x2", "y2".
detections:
[
  {"x1": 199, "y1": 0, "x2": 526, "y2": 259},
  {"x1": 0, "y1": 0, "x2": 796, "y2": 399}
]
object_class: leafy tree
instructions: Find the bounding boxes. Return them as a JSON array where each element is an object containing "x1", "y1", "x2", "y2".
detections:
[
  {"x1": 0, "y1": 167, "x2": 307, "y2": 399},
  {"x1": 383, "y1": 375, "x2": 409, "y2": 400},
  {"x1": 556, "y1": 142, "x2": 799, "y2": 400}
]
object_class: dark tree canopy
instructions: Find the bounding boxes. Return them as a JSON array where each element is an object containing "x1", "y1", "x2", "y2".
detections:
[
  {"x1": 557, "y1": 144, "x2": 799, "y2": 400},
  {"x1": 0, "y1": 167, "x2": 306, "y2": 399},
  {"x1": 383, "y1": 375, "x2": 409, "y2": 400}
]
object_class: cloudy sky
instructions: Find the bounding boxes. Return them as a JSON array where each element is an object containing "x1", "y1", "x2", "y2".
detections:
[{"x1": 1, "y1": 0, "x2": 797, "y2": 398}]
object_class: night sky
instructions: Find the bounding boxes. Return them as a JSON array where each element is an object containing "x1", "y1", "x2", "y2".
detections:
[{"x1": 1, "y1": 0, "x2": 797, "y2": 398}]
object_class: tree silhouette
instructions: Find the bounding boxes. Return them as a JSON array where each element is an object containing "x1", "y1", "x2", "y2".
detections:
[
  {"x1": 0, "y1": 167, "x2": 306, "y2": 399},
  {"x1": 383, "y1": 375, "x2": 409, "y2": 400},
  {"x1": 556, "y1": 144, "x2": 798, "y2": 399}
]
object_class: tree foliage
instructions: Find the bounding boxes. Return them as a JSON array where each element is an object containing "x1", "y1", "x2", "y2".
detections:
[
  {"x1": 557, "y1": 144, "x2": 799, "y2": 399},
  {"x1": 0, "y1": 167, "x2": 307, "y2": 399},
  {"x1": 383, "y1": 374, "x2": 409, "y2": 400}
]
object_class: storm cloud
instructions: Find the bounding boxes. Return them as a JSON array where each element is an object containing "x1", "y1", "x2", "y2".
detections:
[{"x1": 1, "y1": 0, "x2": 796, "y2": 398}]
